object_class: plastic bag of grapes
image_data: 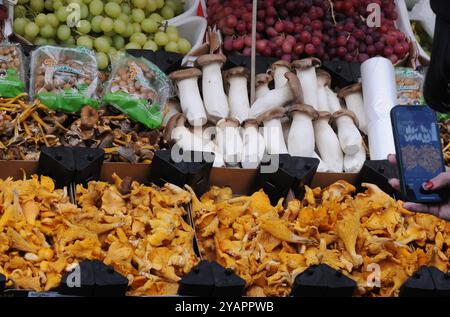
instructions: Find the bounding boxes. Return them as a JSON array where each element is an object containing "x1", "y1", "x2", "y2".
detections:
[
  {"x1": 30, "y1": 45, "x2": 99, "y2": 113},
  {"x1": 103, "y1": 53, "x2": 173, "y2": 129},
  {"x1": 0, "y1": 43, "x2": 26, "y2": 98}
]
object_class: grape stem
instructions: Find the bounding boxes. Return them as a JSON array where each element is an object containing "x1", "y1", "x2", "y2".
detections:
[
  {"x1": 24, "y1": 5, "x2": 37, "y2": 18},
  {"x1": 328, "y1": 0, "x2": 337, "y2": 25},
  {"x1": 161, "y1": 21, "x2": 168, "y2": 33}
]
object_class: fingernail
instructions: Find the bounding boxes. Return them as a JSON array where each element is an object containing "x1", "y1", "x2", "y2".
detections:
[{"x1": 424, "y1": 181, "x2": 433, "y2": 190}]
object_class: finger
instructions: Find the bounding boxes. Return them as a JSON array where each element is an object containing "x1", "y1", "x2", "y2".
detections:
[
  {"x1": 403, "y1": 202, "x2": 440, "y2": 217},
  {"x1": 388, "y1": 178, "x2": 401, "y2": 191},
  {"x1": 428, "y1": 172, "x2": 450, "y2": 190},
  {"x1": 439, "y1": 208, "x2": 450, "y2": 221},
  {"x1": 387, "y1": 154, "x2": 397, "y2": 165}
]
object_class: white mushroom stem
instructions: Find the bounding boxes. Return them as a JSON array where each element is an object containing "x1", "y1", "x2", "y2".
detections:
[
  {"x1": 255, "y1": 74, "x2": 272, "y2": 99},
  {"x1": 228, "y1": 76, "x2": 250, "y2": 123},
  {"x1": 205, "y1": 141, "x2": 225, "y2": 167},
  {"x1": 334, "y1": 114, "x2": 362, "y2": 156},
  {"x1": 176, "y1": 78, "x2": 207, "y2": 126},
  {"x1": 249, "y1": 73, "x2": 301, "y2": 119},
  {"x1": 241, "y1": 120, "x2": 265, "y2": 169},
  {"x1": 215, "y1": 118, "x2": 243, "y2": 166},
  {"x1": 314, "y1": 113, "x2": 344, "y2": 172},
  {"x1": 167, "y1": 115, "x2": 224, "y2": 167},
  {"x1": 343, "y1": 90, "x2": 368, "y2": 134},
  {"x1": 263, "y1": 118, "x2": 288, "y2": 155},
  {"x1": 174, "y1": 127, "x2": 225, "y2": 167},
  {"x1": 250, "y1": 85, "x2": 293, "y2": 119},
  {"x1": 295, "y1": 67, "x2": 318, "y2": 108},
  {"x1": 201, "y1": 62, "x2": 229, "y2": 120},
  {"x1": 287, "y1": 105, "x2": 316, "y2": 157},
  {"x1": 256, "y1": 83, "x2": 270, "y2": 99},
  {"x1": 172, "y1": 125, "x2": 204, "y2": 152},
  {"x1": 312, "y1": 152, "x2": 329, "y2": 172},
  {"x1": 316, "y1": 77, "x2": 331, "y2": 112},
  {"x1": 327, "y1": 88, "x2": 363, "y2": 156},
  {"x1": 344, "y1": 143, "x2": 366, "y2": 173},
  {"x1": 281, "y1": 116, "x2": 291, "y2": 146},
  {"x1": 273, "y1": 65, "x2": 291, "y2": 89},
  {"x1": 326, "y1": 87, "x2": 342, "y2": 113},
  {"x1": 162, "y1": 99, "x2": 181, "y2": 126}
]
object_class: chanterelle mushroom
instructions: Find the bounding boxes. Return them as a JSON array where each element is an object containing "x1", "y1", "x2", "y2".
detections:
[
  {"x1": 169, "y1": 68, "x2": 207, "y2": 126},
  {"x1": 196, "y1": 54, "x2": 229, "y2": 121}
]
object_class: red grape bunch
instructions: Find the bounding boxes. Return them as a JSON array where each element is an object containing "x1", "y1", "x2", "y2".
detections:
[{"x1": 207, "y1": 0, "x2": 410, "y2": 64}]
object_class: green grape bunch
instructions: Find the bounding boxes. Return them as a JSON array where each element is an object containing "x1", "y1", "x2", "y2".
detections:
[{"x1": 13, "y1": 0, "x2": 192, "y2": 69}]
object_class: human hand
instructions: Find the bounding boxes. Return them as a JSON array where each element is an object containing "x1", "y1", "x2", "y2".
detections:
[{"x1": 387, "y1": 154, "x2": 450, "y2": 221}]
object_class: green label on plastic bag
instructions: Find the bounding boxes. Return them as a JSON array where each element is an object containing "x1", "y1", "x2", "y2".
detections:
[
  {"x1": 103, "y1": 91, "x2": 163, "y2": 129},
  {"x1": 37, "y1": 88, "x2": 99, "y2": 113},
  {"x1": 0, "y1": 69, "x2": 25, "y2": 98}
]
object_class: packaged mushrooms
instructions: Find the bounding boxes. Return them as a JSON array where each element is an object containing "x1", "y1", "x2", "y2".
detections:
[
  {"x1": 103, "y1": 54, "x2": 172, "y2": 129},
  {"x1": 30, "y1": 46, "x2": 99, "y2": 112},
  {"x1": 0, "y1": 43, "x2": 25, "y2": 98}
]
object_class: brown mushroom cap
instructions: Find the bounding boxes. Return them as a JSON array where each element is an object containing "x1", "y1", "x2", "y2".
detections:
[
  {"x1": 315, "y1": 110, "x2": 332, "y2": 122},
  {"x1": 163, "y1": 113, "x2": 187, "y2": 143},
  {"x1": 292, "y1": 57, "x2": 322, "y2": 70},
  {"x1": 196, "y1": 54, "x2": 227, "y2": 67},
  {"x1": 332, "y1": 109, "x2": 360, "y2": 127},
  {"x1": 223, "y1": 66, "x2": 249, "y2": 82},
  {"x1": 316, "y1": 69, "x2": 331, "y2": 87},
  {"x1": 285, "y1": 72, "x2": 303, "y2": 103},
  {"x1": 169, "y1": 68, "x2": 202, "y2": 81},
  {"x1": 256, "y1": 106, "x2": 286, "y2": 122},
  {"x1": 242, "y1": 118, "x2": 261, "y2": 128},
  {"x1": 288, "y1": 103, "x2": 318, "y2": 120},
  {"x1": 337, "y1": 83, "x2": 362, "y2": 99},
  {"x1": 256, "y1": 73, "x2": 273, "y2": 87},
  {"x1": 217, "y1": 117, "x2": 240, "y2": 128},
  {"x1": 269, "y1": 60, "x2": 291, "y2": 74}
]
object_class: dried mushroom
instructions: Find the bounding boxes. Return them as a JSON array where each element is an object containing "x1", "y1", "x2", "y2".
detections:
[{"x1": 0, "y1": 95, "x2": 163, "y2": 163}]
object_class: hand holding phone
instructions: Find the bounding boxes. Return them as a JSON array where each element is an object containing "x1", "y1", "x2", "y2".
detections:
[
  {"x1": 390, "y1": 105, "x2": 447, "y2": 203},
  {"x1": 387, "y1": 154, "x2": 450, "y2": 221}
]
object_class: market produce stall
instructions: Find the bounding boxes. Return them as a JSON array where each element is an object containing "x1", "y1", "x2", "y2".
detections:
[{"x1": 0, "y1": 0, "x2": 449, "y2": 298}]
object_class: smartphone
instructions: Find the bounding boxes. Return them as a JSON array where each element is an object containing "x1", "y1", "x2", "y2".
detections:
[{"x1": 391, "y1": 105, "x2": 446, "y2": 203}]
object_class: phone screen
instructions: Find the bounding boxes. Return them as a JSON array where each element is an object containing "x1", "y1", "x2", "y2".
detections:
[{"x1": 392, "y1": 106, "x2": 445, "y2": 202}]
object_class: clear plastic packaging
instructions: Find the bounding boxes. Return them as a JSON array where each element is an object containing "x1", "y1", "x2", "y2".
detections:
[
  {"x1": 103, "y1": 53, "x2": 172, "y2": 129},
  {"x1": 0, "y1": 43, "x2": 25, "y2": 97},
  {"x1": 395, "y1": 67, "x2": 425, "y2": 105},
  {"x1": 30, "y1": 45, "x2": 99, "y2": 112}
]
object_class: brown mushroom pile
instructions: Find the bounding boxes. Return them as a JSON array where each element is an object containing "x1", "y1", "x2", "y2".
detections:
[
  {"x1": 32, "y1": 48, "x2": 97, "y2": 96},
  {"x1": 0, "y1": 45, "x2": 22, "y2": 74},
  {"x1": 109, "y1": 60, "x2": 157, "y2": 101},
  {"x1": 0, "y1": 95, "x2": 164, "y2": 163}
]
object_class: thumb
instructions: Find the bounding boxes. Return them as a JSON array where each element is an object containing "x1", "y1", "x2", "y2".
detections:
[{"x1": 428, "y1": 172, "x2": 450, "y2": 190}]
